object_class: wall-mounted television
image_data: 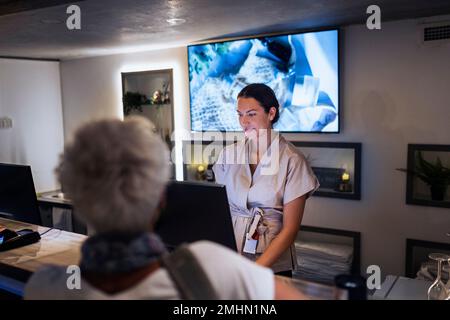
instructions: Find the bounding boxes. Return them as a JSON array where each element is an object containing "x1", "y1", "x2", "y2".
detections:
[{"x1": 188, "y1": 28, "x2": 339, "y2": 133}]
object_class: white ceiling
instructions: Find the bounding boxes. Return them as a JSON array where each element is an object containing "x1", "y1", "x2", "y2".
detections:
[{"x1": 1, "y1": 0, "x2": 450, "y2": 60}]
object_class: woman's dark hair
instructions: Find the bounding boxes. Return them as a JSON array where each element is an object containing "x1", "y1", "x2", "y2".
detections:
[{"x1": 237, "y1": 83, "x2": 280, "y2": 124}]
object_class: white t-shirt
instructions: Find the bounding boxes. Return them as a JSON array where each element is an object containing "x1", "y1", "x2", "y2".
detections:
[{"x1": 24, "y1": 241, "x2": 274, "y2": 300}]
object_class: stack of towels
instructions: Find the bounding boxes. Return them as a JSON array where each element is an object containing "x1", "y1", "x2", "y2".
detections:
[{"x1": 293, "y1": 241, "x2": 353, "y2": 285}]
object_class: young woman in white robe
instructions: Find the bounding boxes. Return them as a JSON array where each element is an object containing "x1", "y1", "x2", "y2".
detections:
[{"x1": 213, "y1": 83, "x2": 319, "y2": 276}]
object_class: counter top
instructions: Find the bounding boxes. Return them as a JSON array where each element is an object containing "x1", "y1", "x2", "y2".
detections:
[
  {"x1": 371, "y1": 275, "x2": 432, "y2": 300},
  {"x1": 0, "y1": 217, "x2": 85, "y2": 273},
  {"x1": 37, "y1": 190, "x2": 73, "y2": 206},
  {"x1": 0, "y1": 217, "x2": 86, "y2": 296}
]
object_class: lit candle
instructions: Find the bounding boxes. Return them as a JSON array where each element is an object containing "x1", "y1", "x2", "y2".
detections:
[
  {"x1": 342, "y1": 172, "x2": 350, "y2": 182},
  {"x1": 197, "y1": 165, "x2": 205, "y2": 173}
]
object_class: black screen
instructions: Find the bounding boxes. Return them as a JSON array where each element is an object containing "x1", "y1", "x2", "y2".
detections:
[
  {"x1": 0, "y1": 163, "x2": 41, "y2": 225},
  {"x1": 155, "y1": 180, "x2": 237, "y2": 252}
]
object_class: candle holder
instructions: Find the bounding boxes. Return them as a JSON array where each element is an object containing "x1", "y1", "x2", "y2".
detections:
[
  {"x1": 338, "y1": 181, "x2": 353, "y2": 192},
  {"x1": 195, "y1": 164, "x2": 206, "y2": 181},
  {"x1": 338, "y1": 172, "x2": 353, "y2": 193}
]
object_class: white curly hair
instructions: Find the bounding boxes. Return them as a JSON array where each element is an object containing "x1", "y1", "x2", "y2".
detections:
[{"x1": 56, "y1": 116, "x2": 170, "y2": 233}]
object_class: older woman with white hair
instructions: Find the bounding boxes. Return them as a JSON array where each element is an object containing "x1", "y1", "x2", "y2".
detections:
[{"x1": 24, "y1": 116, "x2": 305, "y2": 300}]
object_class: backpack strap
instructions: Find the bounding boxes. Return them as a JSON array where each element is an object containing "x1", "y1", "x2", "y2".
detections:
[{"x1": 160, "y1": 245, "x2": 219, "y2": 300}]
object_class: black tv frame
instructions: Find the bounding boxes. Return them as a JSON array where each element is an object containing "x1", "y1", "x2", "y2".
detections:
[{"x1": 187, "y1": 26, "x2": 341, "y2": 134}]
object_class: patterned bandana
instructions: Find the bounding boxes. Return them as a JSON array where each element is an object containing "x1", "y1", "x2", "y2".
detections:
[{"x1": 80, "y1": 232, "x2": 167, "y2": 273}]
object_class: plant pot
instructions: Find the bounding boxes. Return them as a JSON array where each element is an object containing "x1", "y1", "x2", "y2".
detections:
[{"x1": 430, "y1": 185, "x2": 447, "y2": 201}]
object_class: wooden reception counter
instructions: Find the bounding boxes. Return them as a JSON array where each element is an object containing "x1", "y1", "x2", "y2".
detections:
[
  {"x1": 0, "y1": 217, "x2": 86, "y2": 297},
  {"x1": 0, "y1": 217, "x2": 337, "y2": 300}
]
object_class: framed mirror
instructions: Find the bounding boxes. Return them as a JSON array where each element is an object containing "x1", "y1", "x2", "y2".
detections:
[
  {"x1": 405, "y1": 238, "x2": 450, "y2": 278},
  {"x1": 121, "y1": 69, "x2": 174, "y2": 151},
  {"x1": 182, "y1": 140, "x2": 234, "y2": 182},
  {"x1": 291, "y1": 141, "x2": 362, "y2": 200},
  {"x1": 402, "y1": 144, "x2": 450, "y2": 208}
]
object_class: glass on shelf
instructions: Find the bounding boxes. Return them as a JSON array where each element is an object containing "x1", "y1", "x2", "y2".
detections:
[
  {"x1": 445, "y1": 257, "x2": 450, "y2": 300},
  {"x1": 427, "y1": 253, "x2": 450, "y2": 300}
]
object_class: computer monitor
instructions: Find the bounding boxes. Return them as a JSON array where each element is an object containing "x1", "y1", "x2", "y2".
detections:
[
  {"x1": 155, "y1": 180, "x2": 237, "y2": 251},
  {"x1": 0, "y1": 163, "x2": 41, "y2": 225}
]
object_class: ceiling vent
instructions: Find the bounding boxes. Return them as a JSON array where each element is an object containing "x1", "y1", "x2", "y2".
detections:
[
  {"x1": 419, "y1": 20, "x2": 450, "y2": 45},
  {"x1": 424, "y1": 24, "x2": 450, "y2": 41}
]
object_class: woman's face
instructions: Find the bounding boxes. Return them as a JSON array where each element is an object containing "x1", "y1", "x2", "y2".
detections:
[{"x1": 237, "y1": 97, "x2": 275, "y2": 138}]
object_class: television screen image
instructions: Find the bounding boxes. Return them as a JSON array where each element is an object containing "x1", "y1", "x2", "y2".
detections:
[{"x1": 188, "y1": 29, "x2": 339, "y2": 132}]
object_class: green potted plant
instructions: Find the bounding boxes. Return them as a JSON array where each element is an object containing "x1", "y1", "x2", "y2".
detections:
[
  {"x1": 397, "y1": 152, "x2": 450, "y2": 201},
  {"x1": 123, "y1": 91, "x2": 147, "y2": 115}
]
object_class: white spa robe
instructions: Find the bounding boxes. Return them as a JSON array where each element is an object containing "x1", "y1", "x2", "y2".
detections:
[{"x1": 213, "y1": 134, "x2": 319, "y2": 273}]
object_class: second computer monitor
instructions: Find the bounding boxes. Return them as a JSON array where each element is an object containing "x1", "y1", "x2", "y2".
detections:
[
  {"x1": 0, "y1": 163, "x2": 42, "y2": 225},
  {"x1": 155, "y1": 180, "x2": 237, "y2": 252}
]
